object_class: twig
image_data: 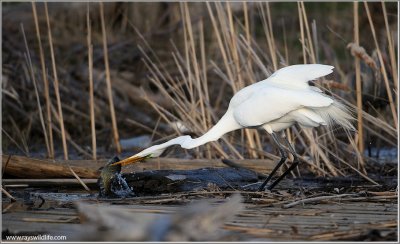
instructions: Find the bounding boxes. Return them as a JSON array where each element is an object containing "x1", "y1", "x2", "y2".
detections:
[
  {"x1": 282, "y1": 193, "x2": 361, "y2": 208},
  {"x1": 21, "y1": 23, "x2": 49, "y2": 163},
  {"x1": 1, "y1": 129, "x2": 28, "y2": 156},
  {"x1": 2, "y1": 202, "x2": 16, "y2": 213},
  {"x1": 229, "y1": 3, "x2": 256, "y2": 158},
  {"x1": 381, "y1": 2, "x2": 398, "y2": 93},
  {"x1": 50, "y1": 119, "x2": 92, "y2": 158},
  {"x1": 298, "y1": 2, "x2": 306, "y2": 63},
  {"x1": 300, "y1": 2, "x2": 316, "y2": 63},
  {"x1": 68, "y1": 166, "x2": 91, "y2": 192},
  {"x1": 100, "y1": 2, "x2": 122, "y2": 153},
  {"x1": 87, "y1": 4, "x2": 97, "y2": 160},
  {"x1": 364, "y1": 2, "x2": 398, "y2": 129},
  {"x1": 32, "y1": 2, "x2": 54, "y2": 159},
  {"x1": 1, "y1": 186, "x2": 16, "y2": 202},
  {"x1": 22, "y1": 217, "x2": 78, "y2": 223},
  {"x1": 125, "y1": 118, "x2": 164, "y2": 137},
  {"x1": 44, "y1": 2, "x2": 69, "y2": 160},
  {"x1": 353, "y1": 2, "x2": 365, "y2": 171}
]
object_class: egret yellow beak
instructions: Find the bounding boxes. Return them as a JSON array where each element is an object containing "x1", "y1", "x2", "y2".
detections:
[{"x1": 111, "y1": 154, "x2": 151, "y2": 167}]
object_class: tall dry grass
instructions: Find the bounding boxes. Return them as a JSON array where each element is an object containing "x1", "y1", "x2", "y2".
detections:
[
  {"x1": 134, "y1": 2, "x2": 397, "y2": 180},
  {"x1": 44, "y1": 2, "x2": 69, "y2": 160},
  {"x1": 1, "y1": 2, "x2": 397, "y2": 179}
]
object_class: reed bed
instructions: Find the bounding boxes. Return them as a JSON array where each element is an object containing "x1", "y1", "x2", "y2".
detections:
[{"x1": 2, "y1": 2, "x2": 397, "y2": 179}]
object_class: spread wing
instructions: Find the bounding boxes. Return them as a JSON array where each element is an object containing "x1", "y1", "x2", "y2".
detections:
[
  {"x1": 268, "y1": 64, "x2": 334, "y2": 85},
  {"x1": 232, "y1": 86, "x2": 333, "y2": 127}
]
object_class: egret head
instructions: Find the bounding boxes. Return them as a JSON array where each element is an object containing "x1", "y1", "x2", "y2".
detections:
[
  {"x1": 110, "y1": 153, "x2": 152, "y2": 167},
  {"x1": 110, "y1": 135, "x2": 192, "y2": 167}
]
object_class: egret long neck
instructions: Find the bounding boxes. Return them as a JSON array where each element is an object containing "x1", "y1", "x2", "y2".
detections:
[{"x1": 183, "y1": 110, "x2": 241, "y2": 149}]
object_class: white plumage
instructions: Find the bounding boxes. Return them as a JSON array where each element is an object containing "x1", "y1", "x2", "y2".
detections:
[
  {"x1": 115, "y1": 64, "x2": 354, "y2": 189},
  {"x1": 178, "y1": 64, "x2": 354, "y2": 149}
]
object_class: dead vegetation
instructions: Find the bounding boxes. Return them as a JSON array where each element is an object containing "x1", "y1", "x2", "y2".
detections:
[{"x1": 2, "y1": 2, "x2": 398, "y2": 180}]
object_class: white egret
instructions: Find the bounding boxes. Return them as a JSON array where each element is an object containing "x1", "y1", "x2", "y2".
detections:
[{"x1": 113, "y1": 64, "x2": 354, "y2": 191}]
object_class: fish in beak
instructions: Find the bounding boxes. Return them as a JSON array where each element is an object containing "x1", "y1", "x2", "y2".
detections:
[{"x1": 110, "y1": 154, "x2": 151, "y2": 167}]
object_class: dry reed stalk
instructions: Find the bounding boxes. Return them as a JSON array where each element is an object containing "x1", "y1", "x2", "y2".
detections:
[
  {"x1": 364, "y1": 2, "x2": 398, "y2": 129},
  {"x1": 87, "y1": 5, "x2": 96, "y2": 160},
  {"x1": 353, "y1": 2, "x2": 365, "y2": 165},
  {"x1": 296, "y1": 3, "x2": 333, "y2": 175},
  {"x1": 31, "y1": 2, "x2": 54, "y2": 159},
  {"x1": 363, "y1": 124, "x2": 396, "y2": 146},
  {"x1": 199, "y1": 18, "x2": 212, "y2": 159},
  {"x1": 319, "y1": 141, "x2": 378, "y2": 185},
  {"x1": 298, "y1": 2, "x2": 307, "y2": 63},
  {"x1": 333, "y1": 93, "x2": 396, "y2": 139},
  {"x1": 133, "y1": 3, "x2": 384, "y2": 179},
  {"x1": 68, "y1": 166, "x2": 91, "y2": 191},
  {"x1": 182, "y1": 3, "x2": 205, "y2": 128},
  {"x1": 206, "y1": 2, "x2": 235, "y2": 86},
  {"x1": 227, "y1": 2, "x2": 258, "y2": 159},
  {"x1": 140, "y1": 45, "x2": 243, "y2": 160},
  {"x1": 199, "y1": 19, "x2": 210, "y2": 116},
  {"x1": 243, "y1": 2, "x2": 253, "y2": 73},
  {"x1": 44, "y1": 2, "x2": 69, "y2": 160},
  {"x1": 237, "y1": 35, "x2": 269, "y2": 76},
  {"x1": 139, "y1": 48, "x2": 243, "y2": 159},
  {"x1": 44, "y1": 103, "x2": 91, "y2": 158},
  {"x1": 283, "y1": 193, "x2": 361, "y2": 209},
  {"x1": 300, "y1": 2, "x2": 316, "y2": 63},
  {"x1": 381, "y1": 2, "x2": 398, "y2": 99},
  {"x1": 215, "y1": 2, "x2": 235, "y2": 74},
  {"x1": 100, "y1": 2, "x2": 122, "y2": 154},
  {"x1": 258, "y1": 3, "x2": 277, "y2": 70},
  {"x1": 21, "y1": 24, "x2": 49, "y2": 160},
  {"x1": 241, "y1": 13, "x2": 264, "y2": 165},
  {"x1": 10, "y1": 109, "x2": 31, "y2": 156},
  {"x1": 2, "y1": 129, "x2": 27, "y2": 156},
  {"x1": 266, "y1": 3, "x2": 277, "y2": 67},
  {"x1": 132, "y1": 27, "x2": 182, "y2": 94},
  {"x1": 312, "y1": 20, "x2": 319, "y2": 63},
  {"x1": 1, "y1": 186, "x2": 16, "y2": 202},
  {"x1": 262, "y1": 2, "x2": 297, "y2": 160},
  {"x1": 303, "y1": 129, "x2": 340, "y2": 177},
  {"x1": 142, "y1": 53, "x2": 191, "y2": 119},
  {"x1": 282, "y1": 19, "x2": 289, "y2": 64},
  {"x1": 180, "y1": 4, "x2": 194, "y2": 108},
  {"x1": 266, "y1": 3, "x2": 278, "y2": 70},
  {"x1": 125, "y1": 118, "x2": 164, "y2": 137},
  {"x1": 229, "y1": 3, "x2": 263, "y2": 157},
  {"x1": 142, "y1": 90, "x2": 230, "y2": 159},
  {"x1": 226, "y1": 2, "x2": 243, "y2": 88}
]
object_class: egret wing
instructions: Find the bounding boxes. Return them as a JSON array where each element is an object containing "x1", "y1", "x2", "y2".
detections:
[
  {"x1": 233, "y1": 86, "x2": 333, "y2": 127},
  {"x1": 268, "y1": 64, "x2": 334, "y2": 85}
]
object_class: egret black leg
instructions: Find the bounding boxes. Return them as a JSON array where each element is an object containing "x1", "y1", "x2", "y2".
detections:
[
  {"x1": 258, "y1": 133, "x2": 287, "y2": 191},
  {"x1": 267, "y1": 136, "x2": 299, "y2": 190}
]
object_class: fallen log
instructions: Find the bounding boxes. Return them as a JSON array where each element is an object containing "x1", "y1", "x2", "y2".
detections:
[
  {"x1": 2, "y1": 155, "x2": 100, "y2": 179},
  {"x1": 2, "y1": 154, "x2": 274, "y2": 179}
]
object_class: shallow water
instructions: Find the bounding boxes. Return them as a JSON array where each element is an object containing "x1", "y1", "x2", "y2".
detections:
[{"x1": 364, "y1": 147, "x2": 398, "y2": 163}]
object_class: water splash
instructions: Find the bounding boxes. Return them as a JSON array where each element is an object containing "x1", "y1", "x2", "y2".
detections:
[{"x1": 110, "y1": 173, "x2": 135, "y2": 198}]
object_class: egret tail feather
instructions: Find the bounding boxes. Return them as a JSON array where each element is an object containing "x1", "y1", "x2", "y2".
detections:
[{"x1": 314, "y1": 100, "x2": 355, "y2": 131}]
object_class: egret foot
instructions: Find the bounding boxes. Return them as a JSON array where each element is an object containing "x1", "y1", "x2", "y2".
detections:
[{"x1": 258, "y1": 133, "x2": 300, "y2": 191}]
